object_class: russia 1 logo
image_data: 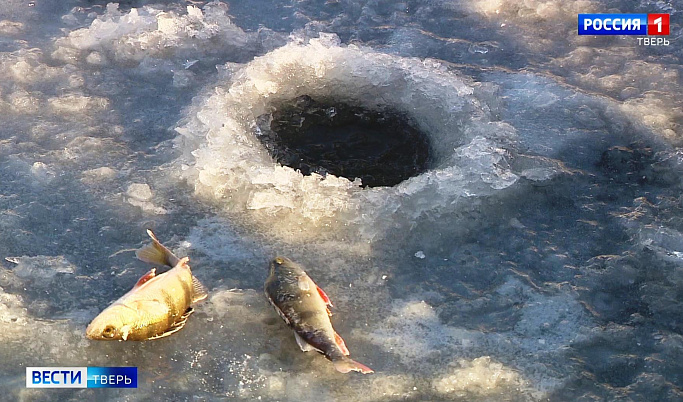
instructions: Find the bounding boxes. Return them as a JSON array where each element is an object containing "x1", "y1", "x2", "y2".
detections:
[{"x1": 648, "y1": 14, "x2": 669, "y2": 35}]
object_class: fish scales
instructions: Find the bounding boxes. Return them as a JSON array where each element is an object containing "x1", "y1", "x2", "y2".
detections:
[
  {"x1": 86, "y1": 230, "x2": 207, "y2": 341},
  {"x1": 265, "y1": 257, "x2": 373, "y2": 374}
]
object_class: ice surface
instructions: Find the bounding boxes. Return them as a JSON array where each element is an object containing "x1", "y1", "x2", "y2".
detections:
[{"x1": 1, "y1": 0, "x2": 682, "y2": 400}]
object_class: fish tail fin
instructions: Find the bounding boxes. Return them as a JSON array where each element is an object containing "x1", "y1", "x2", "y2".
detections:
[
  {"x1": 135, "y1": 229, "x2": 180, "y2": 267},
  {"x1": 334, "y1": 331, "x2": 350, "y2": 356},
  {"x1": 333, "y1": 357, "x2": 374, "y2": 374}
]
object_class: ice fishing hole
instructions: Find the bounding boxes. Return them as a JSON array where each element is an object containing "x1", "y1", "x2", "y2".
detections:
[{"x1": 256, "y1": 95, "x2": 432, "y2": 188}]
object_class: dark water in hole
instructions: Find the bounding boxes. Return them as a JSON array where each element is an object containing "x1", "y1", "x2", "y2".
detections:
[{"x1": 256, "y1": 95, "x2": 432, "y2": 188}]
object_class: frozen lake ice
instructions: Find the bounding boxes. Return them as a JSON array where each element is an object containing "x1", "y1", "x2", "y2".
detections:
[{"x1": 1, "y1": 0, "x2": 682, "y2": 400}]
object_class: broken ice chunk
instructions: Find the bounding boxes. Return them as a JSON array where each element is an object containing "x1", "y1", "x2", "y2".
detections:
[
  {"x1": 183, "y1": 59, "x2": 199, "y2": 69},
  {"x1": 81, "y1": 167, "x2": 117, "y2": 184},
  {"x1": 468, "y1": 44, "x2": 489, "y2": 54},
  {"x1": 125, "y1": 183, "x2": 168, "y2": 214},
  {"x1": 126, "y1": 183, "x2": 153, "y2": 202},
  {"x1": 30, "y1": 162, "x2": 56, "y2": 183},
  {"x1": 5, "y1": 256, "x2": 76, "y2": 279}
]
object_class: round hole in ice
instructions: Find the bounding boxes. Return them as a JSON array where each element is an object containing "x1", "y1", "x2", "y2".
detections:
[
  {"x1": 256, "y1": 95, "x2": 432, "y2": 188},
  {"x1": 176, "y1": 36, "x2": 516, "y2": 239}
]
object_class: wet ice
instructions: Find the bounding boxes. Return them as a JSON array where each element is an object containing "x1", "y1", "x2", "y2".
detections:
[{"x1": 1, "y1": 0, "x2": 683, "y2": 400}]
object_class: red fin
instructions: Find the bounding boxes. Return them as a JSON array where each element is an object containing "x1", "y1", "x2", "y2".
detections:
[
  {"x1": 333, "y1": 357, "x2": 374, "y2": 374},
  {"x1": 134, "y1": 268, "x2": 156, "y2": 288},
  {"x1": 316, "y1": 285, "x2": 333, "y2": 307},
  {"x1": 335, "y1": 331, "x2": 350, "y2": 356},
  {"x1": 326, "y1": 307, "x2": 332, "y2": 317}
]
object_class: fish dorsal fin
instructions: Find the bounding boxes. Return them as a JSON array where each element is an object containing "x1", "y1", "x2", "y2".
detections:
[
  {"x1": 135, "y1": 229, "x2": 179, "y2": 268},
  {"x1": 297, "y1": 275, "x2": 310, "y2": 291},
  {"x1": 191, "y1": 276, "x2": 208, "y2": 303},
  {"x1": 134, "y1": 268, "x2": 156, "y2": 288},
  {"x1": 334, "y1": 331, "x2": 350, "y2": 356},
  {"x1": 176, "y1": 256, "x2": 190, "y2": 269},
  {"x1": 316, "y1": 284, "x2": 333, "y2": 307},
  {"x1": 146, "y1": 307, "x2": 194, "y2": 340}
]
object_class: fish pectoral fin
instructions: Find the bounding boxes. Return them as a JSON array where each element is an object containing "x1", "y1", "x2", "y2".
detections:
[
  {"x1": 297, "y1": 275, "x2": 310, "y2": 291},
  {"x1": 135, "y1": 229, "x2": 177, "y2": 267},
  {"x1": 146, "y1": 308, "x2": 194, "y2": 340},
  {"x1": 133, "y1": 268, "x2": 157, "y2": 289},
  {"x1": 294, "y1": 332, "x2": 317, "y2": 353},
  {"x1": 121, "y1": 325, "x2": 132, "y2": 341},
  {"x1": 316, "y1": 284, "x2": 333, "y2": 307},
  {"x1": 270, "y1": 301, "x2": 290, "y2": 326},
  {"x1": 191, "y1": 276, "x2": 208, "y2": 303},
  {"x1": 334, "y1": 331, "x2": 350, "y2": 356}
]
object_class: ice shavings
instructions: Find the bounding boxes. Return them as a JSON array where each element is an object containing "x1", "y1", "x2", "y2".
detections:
[
  {"x1": 0, "y1": 287, "x2": 29, "y2": 326},
  {"x1": 363, "y1": 300, "x2": 479, "y2": 365},
  {"x1": 547, "y1": 47, "x2": 682, "y2": 144},
  {"x1": 48, "y1": 93, "x2": 109, "y2": 114},
  {"x1": 456, "y1": 0, "x2": 682, "y2": 145},
  {"x1": 456, "y1": 0, "x2": 600, "y2": 56},
  {"x1": 175, "y1": 35, "x2": 519, "y2": 240},
  {"x1": 433, "y1": 356, "x2": 525, "y2": 397},
  {"x1": 0, "y1": 286, "x2": 89, "y2": 367},
  {"x1": 0, "y1": 47, "x2": 116, "y2": 169},
  {"x1": 55, "y1": 2, "x2": 253, "y2": 68},
  {"x1": 362, "y1": 277, "x2": 592, "y2": 397},
  {"x1": 0, "y1": 20, "x2": 23, "y2": 36}
]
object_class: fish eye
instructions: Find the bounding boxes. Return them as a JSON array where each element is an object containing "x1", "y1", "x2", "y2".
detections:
[
  {"x1": 274, "y1": 257, "x2": 284, "y2": 265},
  {"x1": 102, "y1": 325, "x2": 116, "y2": 338}
]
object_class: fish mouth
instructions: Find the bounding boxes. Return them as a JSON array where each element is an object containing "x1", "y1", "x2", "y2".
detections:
[
  {"x1": 270, "y1": 257, "x2": 287, "y2": 273},
  {"x1": 84, "y1": 329, "x2": 100, "y2": 340},
  {"x1": 85, "y1": 321, "x2": 118, "y2": 340},
  {"x1": 85, "y1": 323, "x2": 96, "y2": 339}
]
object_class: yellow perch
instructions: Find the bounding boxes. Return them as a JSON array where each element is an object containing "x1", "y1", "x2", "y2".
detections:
[
  {"x1": 265, "y1": 257, "x2": 373, "y2": 374},
  {"x1": 86, "y1": 230, "x2": 207, "y2": 341}
]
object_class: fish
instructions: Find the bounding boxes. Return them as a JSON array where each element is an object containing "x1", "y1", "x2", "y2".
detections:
[
  {"x1": 86, "y1": 230, "x2": 208, "y2": 341},
  {"x1": 264, "y1": 256, "x2": 373, "y2": 374}
]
